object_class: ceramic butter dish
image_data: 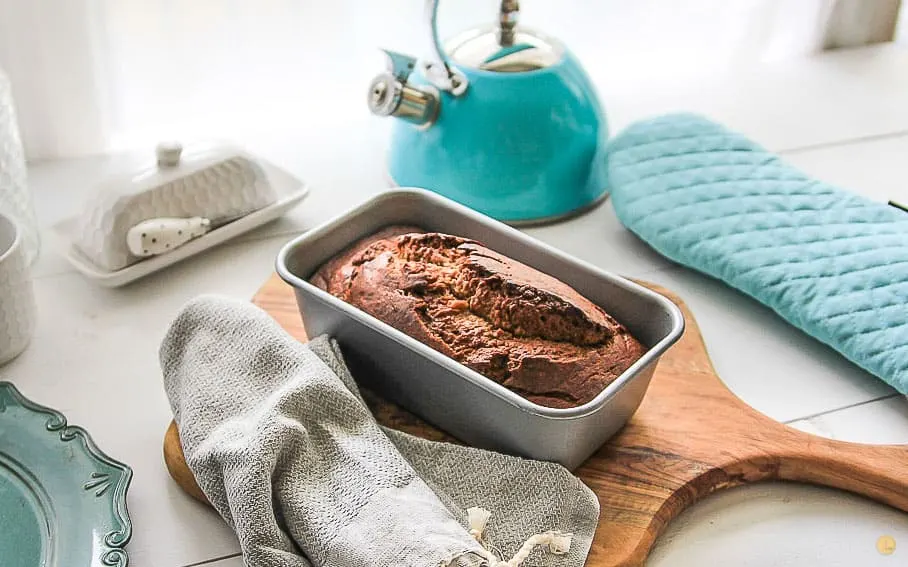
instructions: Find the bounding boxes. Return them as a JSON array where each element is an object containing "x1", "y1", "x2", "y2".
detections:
[
  {"x1": 52, "y1": 141, "x2": 309, "y2": 287},
  {"x1": 73, "y1": 142, "x2": 278, "y2": 272}
]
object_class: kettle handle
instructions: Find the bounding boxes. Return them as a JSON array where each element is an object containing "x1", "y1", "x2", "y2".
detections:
[{"x1": 422, "y1": 0, "x2": 469, "y2": 95}]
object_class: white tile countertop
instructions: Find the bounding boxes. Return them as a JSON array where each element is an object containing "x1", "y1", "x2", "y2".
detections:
[{"x1": 5, "y1": 43, "x2": 908, "y2": 566}]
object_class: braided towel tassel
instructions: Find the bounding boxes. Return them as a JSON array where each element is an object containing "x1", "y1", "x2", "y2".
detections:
[{"x1": 467, "y1": 507, "x2": 572, "y2": 567}]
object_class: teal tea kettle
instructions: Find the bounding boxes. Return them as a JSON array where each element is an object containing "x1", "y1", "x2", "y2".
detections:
[{"x1": 368, "y1": 0, "x2": 609, "y2": 225}]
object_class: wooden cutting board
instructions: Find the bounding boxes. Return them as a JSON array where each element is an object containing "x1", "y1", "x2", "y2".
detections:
[{"x1": 163, "y1": 273, "x2": 908, "y2": 566}]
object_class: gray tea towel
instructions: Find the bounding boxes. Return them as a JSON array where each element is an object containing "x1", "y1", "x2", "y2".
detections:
[{"x1": 161, "y1": 295, "x2": 599, "y2": 567}]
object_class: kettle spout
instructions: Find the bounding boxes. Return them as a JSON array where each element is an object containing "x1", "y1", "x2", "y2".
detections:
[{"x1": 368, "y1": 49, "x2": 439, "y2": 127}]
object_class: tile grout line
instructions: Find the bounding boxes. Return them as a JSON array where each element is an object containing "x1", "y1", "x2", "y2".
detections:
[
  {"x1": 781, "y1": 393, "x2": 903, "y2": 424},
  {"x1": 776, "y1": 128, "x2": 908, "y2": 156},
  {"x1": 179, "y1": 552, "x2": 242, "y2": 567}
]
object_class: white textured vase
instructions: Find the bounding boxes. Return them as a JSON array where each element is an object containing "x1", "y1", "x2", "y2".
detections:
[{"x1": 0, "y1": 68, "x2": 39, "y2": 266}]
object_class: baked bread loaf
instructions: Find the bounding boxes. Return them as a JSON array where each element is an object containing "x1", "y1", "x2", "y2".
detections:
[{"x1": 310, "y1": 225, "x2": 646, "y2": 408}]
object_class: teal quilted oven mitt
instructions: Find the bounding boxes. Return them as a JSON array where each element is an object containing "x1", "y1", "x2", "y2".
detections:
[{"x1": 608, "y1": 113, "x2": 908, "y2": 394}]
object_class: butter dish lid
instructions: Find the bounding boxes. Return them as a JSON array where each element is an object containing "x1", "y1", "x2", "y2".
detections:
[{"x1": 90, "y1": 141, "x2": 263, "y2": 199}]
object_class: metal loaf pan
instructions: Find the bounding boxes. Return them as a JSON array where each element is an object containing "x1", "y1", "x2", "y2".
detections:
[{"x1": 276, "y1": 188, "x2": 684, "y2": 470}]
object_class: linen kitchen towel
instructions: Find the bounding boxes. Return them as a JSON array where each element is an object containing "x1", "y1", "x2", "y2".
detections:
[
  {"x1": 608, "y1": 113, "x2": 908, "y2": 394},
  {"x1": 161, "y1": 295, "x2": 599, "y2": 567}
]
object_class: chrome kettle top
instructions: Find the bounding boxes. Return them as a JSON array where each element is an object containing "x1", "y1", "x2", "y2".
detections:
[
  {"x1": 437, "y1": 0, "x2": 563, "y2": 74},
  {"x1": 445, "y1": 0, "x2": 563, "y2": 73},
  {"x1": 446, "y1": 27, "x2": 564, "y2": 73},
  {"x1": 367, "y1": 0, "x2": 565, "y2": 126}
]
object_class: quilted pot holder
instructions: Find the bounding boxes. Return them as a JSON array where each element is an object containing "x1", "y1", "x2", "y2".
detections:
[{"x1": 607, "y1": 113, "x2": 908, "y2": 394}]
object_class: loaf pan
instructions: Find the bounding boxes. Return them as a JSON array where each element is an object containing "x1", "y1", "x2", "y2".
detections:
[{"x1": 276, "y1": 188, "x2": 684, "y2": 470}]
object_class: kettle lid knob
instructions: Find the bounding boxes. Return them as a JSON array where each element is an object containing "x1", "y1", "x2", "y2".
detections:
[{"x1": 155, "y1": 141, "x2": 183, "y2": 168}]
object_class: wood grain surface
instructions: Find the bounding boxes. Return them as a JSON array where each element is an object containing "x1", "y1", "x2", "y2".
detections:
[{"x1": 163, "y1": 273, "x2": 908, "y2": 566}]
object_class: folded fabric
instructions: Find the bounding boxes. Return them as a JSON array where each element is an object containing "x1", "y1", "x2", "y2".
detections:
[
  {"x1": 607, "y1": 113, "x2": 908, "y2": 393},
  {"x1": 160, "y1": 295, "x2": 599, "y2": 567}
]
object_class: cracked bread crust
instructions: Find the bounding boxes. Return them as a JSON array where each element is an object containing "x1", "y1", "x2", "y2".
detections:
[{"x1": 310, "y1": 225, "x2": 646, "y2": 409}]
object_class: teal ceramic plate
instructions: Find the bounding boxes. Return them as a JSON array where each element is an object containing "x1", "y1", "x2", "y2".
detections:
[{"x1": 0, "y1": 381, "x2": 132, "y2": 566}]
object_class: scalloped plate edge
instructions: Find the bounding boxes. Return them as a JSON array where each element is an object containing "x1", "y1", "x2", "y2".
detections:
[{"x1": 0, "y1": 381, "x2": 133, "y2": 566}]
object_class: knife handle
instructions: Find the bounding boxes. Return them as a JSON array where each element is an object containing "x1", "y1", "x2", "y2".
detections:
[{"x1": 126, "y1": 217, "x2": 211, "y2": 257}]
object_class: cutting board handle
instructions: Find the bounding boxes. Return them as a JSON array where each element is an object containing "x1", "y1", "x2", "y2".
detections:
[
  {"x1": 772, "y1": 428, "x2": 908, "y2": 511},
  {"x1": 587, "y1": 411, "x2": 908, "y2": 566}
]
